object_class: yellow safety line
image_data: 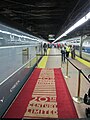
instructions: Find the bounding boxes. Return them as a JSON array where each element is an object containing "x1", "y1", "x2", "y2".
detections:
[
  {"x1": 38, "y1": 49, "x2": 50, "y2": 68},
  {"x1": 69, "y1": 53, "x2": 90, "y2": 68},
  {"x1": 76, "y1": 56, "x2": 90, "y2": 68}
]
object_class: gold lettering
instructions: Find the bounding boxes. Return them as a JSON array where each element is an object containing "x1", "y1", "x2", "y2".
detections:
[{"x1": 24, "y1": 68, "x2": 58, "y2": 118}]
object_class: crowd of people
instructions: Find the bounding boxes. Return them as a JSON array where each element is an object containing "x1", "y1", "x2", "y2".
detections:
[
  {"x1": 61, "y1": 44, "x2": 75, "y2": 63},
  {"x1": 42, "y1": 43, "x2": 76, "y2": 62}
]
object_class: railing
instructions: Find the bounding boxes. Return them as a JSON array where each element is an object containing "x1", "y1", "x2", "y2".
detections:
[{"x1": 63, "y1": 57, "x2": 90, "y2": 103}]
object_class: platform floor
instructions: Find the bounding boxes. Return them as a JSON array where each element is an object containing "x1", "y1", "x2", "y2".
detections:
[{"x1": 44, "y1": 48, "x2": 90, "y2": 118}]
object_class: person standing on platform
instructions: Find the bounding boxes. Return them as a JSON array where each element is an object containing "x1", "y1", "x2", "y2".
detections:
[
  {"x1": 43, "y1": 43, "x2": 47, "y2": 55},
  {"x1": 71, "y1": 45, "x2": 75, "y2": 59},
  {"x1": 66, "y1": 45, "x2": 70, "y2": 58},
  {"x1": 61, "y1": 45, "x2": 66, "y2": 62},
  {"x1": 57, "y1": 43, "x2": 60, "y2": 49}
]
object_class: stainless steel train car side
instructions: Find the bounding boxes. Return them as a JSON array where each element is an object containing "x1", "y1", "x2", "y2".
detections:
[
  {"x1": 0, "y1": 44, "x2": 41, "y2": 84},
  {"x1": 74, "y1": 38, "x2": 90, "y2": 62},
  {"x1": 0, "y1": 22, "x2": 44, "y2": 116}
]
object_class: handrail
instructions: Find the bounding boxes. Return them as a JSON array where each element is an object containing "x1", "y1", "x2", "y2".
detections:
[
  {"x1": 64, "y1": 56, "x2": 90, "y2": 103},
  {"x1": 81, "y1": 70, "x2": 90, "y2": 83},
  {"x1": 67, "y1": 58, "x2": 80, "y2": 71},
  {"x1": 65, "y1": 57, "x2": 90, "y2": 83}
]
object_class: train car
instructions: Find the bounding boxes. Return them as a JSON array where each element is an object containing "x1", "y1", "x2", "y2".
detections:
[
  {"x1": 0, "y1": 22, "x2": 44, "y2": 116},
  {"x1": 75, "y1": 37, "x2": 90, "y2": 62}
]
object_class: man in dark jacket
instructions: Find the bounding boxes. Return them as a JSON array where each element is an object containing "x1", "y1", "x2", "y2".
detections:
[{"x1": 43, "y1": 43, "x2": 47, "y2": 55}]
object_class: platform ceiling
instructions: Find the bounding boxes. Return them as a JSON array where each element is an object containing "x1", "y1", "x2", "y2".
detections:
[{"x1": 0, "y1": 0, "x2": 90, "y2": 42}]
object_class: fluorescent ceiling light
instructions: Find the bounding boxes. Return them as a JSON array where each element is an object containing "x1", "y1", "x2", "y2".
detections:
[{"x1": 54, "y1": 11, "x2": 90, "y2": 43}]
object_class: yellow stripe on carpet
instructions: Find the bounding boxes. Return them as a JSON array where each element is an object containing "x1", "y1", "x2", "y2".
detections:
[
  {"x1": 76, "y1": 56, "x2": 90, "y2": 68},
  {"x1": 38, "y1": 49, "x2": 50, "y2": 68}
]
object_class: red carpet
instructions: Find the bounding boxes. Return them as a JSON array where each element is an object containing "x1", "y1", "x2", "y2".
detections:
[
  {"x1": 4, "y1": 68, "x2": 78, "y2": 119},
  {"x1": 54, "y1": 69, "x2": 78, "y2": 118}
]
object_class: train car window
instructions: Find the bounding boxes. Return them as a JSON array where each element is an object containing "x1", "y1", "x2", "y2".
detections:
[{"x1": 22, "y1": 48, "x2": 29, "y2": 64}]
